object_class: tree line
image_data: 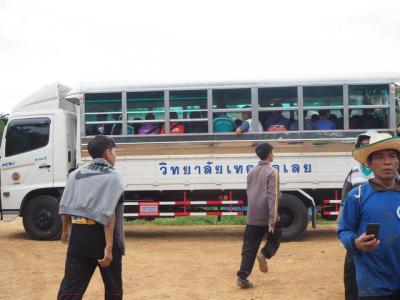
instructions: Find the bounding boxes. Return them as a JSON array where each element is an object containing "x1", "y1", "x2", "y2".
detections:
[{"x1": 0, "y1": 114, "x2": 8, "y2": 138}]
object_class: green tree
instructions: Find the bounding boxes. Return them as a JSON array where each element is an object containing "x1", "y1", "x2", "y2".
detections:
[{"x1": 0, "y1": 114, "x2": 8, "y2": 138}]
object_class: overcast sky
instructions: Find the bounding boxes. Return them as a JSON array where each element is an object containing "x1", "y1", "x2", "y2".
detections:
[{"x1": 1, "y1": 0, "x2": 400, "y2": 113}]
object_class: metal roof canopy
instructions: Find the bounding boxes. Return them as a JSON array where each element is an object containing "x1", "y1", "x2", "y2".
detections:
[{"x1": 68, "y1": 73, "x2": 400, "y2": 96}]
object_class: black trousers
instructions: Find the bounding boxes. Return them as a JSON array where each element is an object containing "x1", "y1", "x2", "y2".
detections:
[
  {"x1": 237, "y1": 222, "x2": 282, "y2": 280},
  {"x1": 58, "y1": 247, "x2": 123, "y2": 300},
  {"x1": 344, "y1": 250, "x2": 358, "y2": 300}
]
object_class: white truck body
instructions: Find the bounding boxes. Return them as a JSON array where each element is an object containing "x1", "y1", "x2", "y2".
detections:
[{"x1": 1, "y1": 76, "x2": 398, "y2": 240}]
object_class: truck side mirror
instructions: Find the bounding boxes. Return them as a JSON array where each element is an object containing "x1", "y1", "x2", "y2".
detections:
[{"x1": 65, "y1": 94, "x2": 81, "y2": 105}]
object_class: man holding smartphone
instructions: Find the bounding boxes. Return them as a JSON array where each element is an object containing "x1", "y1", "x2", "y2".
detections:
[
  {"x1": 338, "y1": 133, "x2": 400, "y2": 299},
  {"x1": 338, "y1": 131, "x2": 376, "y2": 300}
]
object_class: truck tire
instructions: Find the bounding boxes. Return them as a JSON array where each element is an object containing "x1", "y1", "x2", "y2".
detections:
[
  {"x1": 279, "y1": 194, "x2": 308, "y2": 242},
  {"x1": 22, "y1": 195, "x2": 61, "y2": 240}
]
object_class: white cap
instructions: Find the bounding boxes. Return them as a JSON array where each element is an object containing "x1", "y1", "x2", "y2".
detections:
[{"x1": 360, "y1": 130, "x2": 378, "y2": 138}]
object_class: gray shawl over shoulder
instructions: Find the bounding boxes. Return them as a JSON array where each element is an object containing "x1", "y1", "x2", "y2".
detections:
[{"x1": 59, "y1": 158, "x2": 125, "y2": 225}]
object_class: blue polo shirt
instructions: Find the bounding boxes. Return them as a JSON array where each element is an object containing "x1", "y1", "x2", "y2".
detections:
[
  {"x1": 337, "y1": 181, "x2": 400, "y2": 297},
  {"x1": 312, "y1": 118, "x2": 336, "y2": 130}
]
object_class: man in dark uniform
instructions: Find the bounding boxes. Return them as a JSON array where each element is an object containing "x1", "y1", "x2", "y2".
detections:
[{"x1": 58, "y1": 135, "x2": 125, "y2": 299}]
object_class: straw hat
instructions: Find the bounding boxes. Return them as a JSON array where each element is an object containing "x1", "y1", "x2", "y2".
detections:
[{"x1": 352, "y1": 133, "x2": 400, "y2": 165}]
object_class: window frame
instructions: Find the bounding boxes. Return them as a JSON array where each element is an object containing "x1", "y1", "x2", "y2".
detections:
[
  {"x1": 347, "y1": 84, "x2": 392, "y2": 130},
  {"x1": 5, "y1": 117, "x2": 51, "y2": 157},
  {"x1": 80, "y1": 82, "x2": 397, "y2": 138}
]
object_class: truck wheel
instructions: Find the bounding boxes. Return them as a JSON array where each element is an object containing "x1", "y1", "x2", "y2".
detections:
[
  {"x1": 279, "y1": 194, "x2": 308, "y2": 242},
  {"x1": 22, "y1": 195, "x2": 61, "y2": 240}
]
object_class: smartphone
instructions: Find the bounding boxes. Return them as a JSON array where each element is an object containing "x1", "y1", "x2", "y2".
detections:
[{"x1": 366, "y1": 223, "x2": 380, "y2": 240}]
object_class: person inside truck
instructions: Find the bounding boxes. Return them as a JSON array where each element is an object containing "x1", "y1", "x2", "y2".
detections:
[
  {"x1": 86, "y1": 113, "x2": 110, "y2": 136},
  {"x1": 96, "y1": 113, "x2": 112, "y2": 135},
  {"x1": 110, "y1": 114, "x2": 134, "y2": 135},
  {"x1": 235, "y1": 105, "x2": 263, "y2": 135},
  {"x1": 312, "y1": 109, "x2": 336, "y2": 130},
  {"x1": 137, "y1": 113, "x2": 161, "y2": 135},
  {"x1": 185, "y1": 111, "x2": 208, "y2": 133},
  {"x1": 288, "y1": 111, "x2": 317, "y2": 131},
  {"x1": 131, "y1": 117, "x2": 142, "y2": 134},
  {"x1": 263, "y1": 105, "x2": 290, "y2": 131},
  {"x1": 160, "y1": 111, "x2": 184, "y2": 134},
  {"x1": 357, "y1": 108, "x2": 382, "y2": 129}
]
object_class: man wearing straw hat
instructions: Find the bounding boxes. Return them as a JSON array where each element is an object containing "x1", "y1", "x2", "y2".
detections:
[
  {"x1": 337, "y1": 133, "x2": 400, "y2": 299},
  {"x1": 339, "y1": 130, "x2": 377, "y2": 300}
]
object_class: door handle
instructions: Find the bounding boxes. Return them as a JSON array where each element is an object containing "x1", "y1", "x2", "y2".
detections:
[{"x1": 39, "y1": 164, "x2": 51, "y2": 169}]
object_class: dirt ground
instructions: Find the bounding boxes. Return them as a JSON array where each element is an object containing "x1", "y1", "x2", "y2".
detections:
[{"x1": 0, "y1": 219, "x2": 345, "y2": 300}]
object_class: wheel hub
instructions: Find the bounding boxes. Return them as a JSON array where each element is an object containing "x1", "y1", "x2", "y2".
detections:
[
  {"x1": 33, "y1": 208, "x2": 54, "y2": 230},
  {"x1": 279, "y1": 208, "x2": 295, "y2": 229}
]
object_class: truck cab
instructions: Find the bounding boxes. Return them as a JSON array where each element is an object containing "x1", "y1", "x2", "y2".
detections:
[{"x1": 0, "y1": 83, "x2": 76, "y2": 239}]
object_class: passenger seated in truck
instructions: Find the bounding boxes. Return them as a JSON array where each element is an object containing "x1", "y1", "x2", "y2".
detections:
[
  {"x1": 161, "y1": 111, "x2": 184, "y2": 134},
  {"x1": 309, "y1": 113, "x2": 320, "y2": 128},
  {"x1": 86, "y1": 124, "x2": 98, "y2": 136},
  {"x1": 131, "y1": 117, "x2": 142, "y2": 134},
  {"x1": 329, "y1": 114, "x2": 342, "y2": 130},
  {"x1": 110, "y1": 114, "x2": 134, "y2": 135},
  {"x1": 235, "y1": 106, "x2": 263, "y2": 135},
  {"x1": 288, "y1": 111, "x2": 318, "y2": 131},
  {"x1": 110, "y1": 115, "x2": 122, "y2": 135},
  {"x1": 235, "y1": 118, "x2": 243, "y2": 128},
  {"x1": 288, "y1": 120, "x2": 299, "y2": 131},
  {"x1": 88, "y1": 113, "x2": 112, "y2": 135},
  {"x1": 185, "y1": 111, "x2": 208, "y2": 133},
  {"x1": 357, "y1": 108, "x2": 382, "y2": 129},
  {"x1": 137, "y1": 113, "x2": 161, "y2": 134},
  {"x1": 312, "y1": 110, "x2": 336, "y2": 130},
  {"x1": 264, "y1": 111, "x2": 290, "y2": 131}
]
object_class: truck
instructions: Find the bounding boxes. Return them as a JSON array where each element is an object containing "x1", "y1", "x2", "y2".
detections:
[{"x1": 1, "y1": 76, "x2": 398, "y2": 241}]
